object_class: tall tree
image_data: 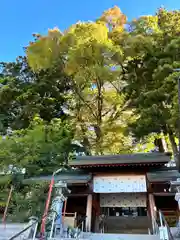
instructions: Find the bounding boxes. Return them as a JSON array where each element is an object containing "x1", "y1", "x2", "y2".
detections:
[
  {"x1": 26, "y1": 22, "x2": 134, "y2": 155},
  {"x1": 113, "y1": 8, "x2": 180, "y2": 157},
  {"x1": 0, "y1": 56, "x2": 70, "y2": 133}
]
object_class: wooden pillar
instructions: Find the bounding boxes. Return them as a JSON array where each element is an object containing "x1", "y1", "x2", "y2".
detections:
[
  {"x1": 149, "y1": 194, "x2": 156, "y2": 218},
  {"x1": 86, "y1": 194, "x2": 92, "y2": 232},
  {"x1": 149, "y1": 193, "x2": 157, "y2": 231},
  {"x1": 62, "y1": 198, "x2": 67, "y2": 224}
]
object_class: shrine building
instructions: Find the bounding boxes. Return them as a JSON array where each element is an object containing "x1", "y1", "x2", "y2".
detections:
[
  {"x1": 29, "y1": 152, "x2": 179, "y2": 234},
  {"x1": 63, "y1": 152, "x2": 179, "y2": 234}
]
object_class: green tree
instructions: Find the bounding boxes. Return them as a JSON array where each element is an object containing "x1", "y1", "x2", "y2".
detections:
[
  {"x1": 114, "y1": 8, "x2": 180, "y2": 157},
  {"x1": 0, "y1": 116, "x2": 74, "y2": 220},
  {"x1": 0, "y1": 117, "x2": 73, "y2": 176},
  {"x1": 0, "y1": 173, "x2": 50, "y2": 222},
  {"x1": 26, "y1": 21, "x2": 134, "y2": 155},
  {"x1": 0, "y1": 56, "x2": 71, "y2": 133}
]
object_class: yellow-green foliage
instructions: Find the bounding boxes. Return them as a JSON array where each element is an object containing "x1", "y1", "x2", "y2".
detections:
[
  {"x1": 25, "y1": 6, "x2": 180, "y2": 155},
  {"x1": 27, "y1": 28, "x2": 62, "y2": 71}
]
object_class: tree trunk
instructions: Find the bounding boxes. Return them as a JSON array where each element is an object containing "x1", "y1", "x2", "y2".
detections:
[
  {"x1": 94, "y1": 125, "x2": 103, "y2": 155},
  {"x1": 168, "y1": 130, "x2": 178, "y2": 158},
  {"x1": 76, "y1": 101, "x2": 92, "y2": 155},
  {"x1": 95, "y1": 78, "x2": 103, "y2": 155},
  {"x1": 161, "y1": 134, "x2": 168, "y2": 152},
  {"x1": 154, "y1": 138, "x2": 165, "y2": 152},
  {"x1": 165, "y1": 125, "x2": 178, "y2": 162},
  {"x1": 82, "y1": 135, "x2": 91, "y2": 155}
]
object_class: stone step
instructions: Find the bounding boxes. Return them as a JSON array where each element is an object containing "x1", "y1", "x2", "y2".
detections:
[
  {"x1": 81, "y1": 233, "x2": 160, "y2": 240},
  {"x1": 106, "y1": 229, "x2": 148, "y2": 234},
  {"x1": 105, "y1": 216, "x2": 151, "y2": 230},
  {"x1": 40, "y1": 237, "x2": 159, "y2": 240},
  {"x1": 0, "y1": 223, "x2": 27, "y2": 239},
  {"x1": 170, "y1": 227, "x2": 180, "y2": 240}
]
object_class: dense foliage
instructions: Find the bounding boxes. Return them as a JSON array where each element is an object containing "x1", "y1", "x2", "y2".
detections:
[
  {"x1": 0, "y1": 117, "x2": 73, "y2": 175},
  {"x1": 26, "y1": 6, "x2": 180, "y2": 156}
]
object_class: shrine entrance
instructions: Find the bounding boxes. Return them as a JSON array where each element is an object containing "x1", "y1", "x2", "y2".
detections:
[
  {"x1": 92, "y1": 174, "x2": 149, "y2": 233},
  {"x1": 99, "y1": 193, "x2": 149, "y2": 233},
  {"x1": 100, "y1": 193, "x2": 147, "y2": 217}
]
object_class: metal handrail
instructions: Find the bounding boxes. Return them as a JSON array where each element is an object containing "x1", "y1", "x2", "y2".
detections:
[
  {"x1": 159, "y1": 210, "x2": 174, "y2": 240},
  {"x1": 152, "y1": 215, "x2": 159, "y2": 235},
  {"x1": 8, "y1": 220, "x2": 38, "y2": 240},
  {"x1": 8, "y1": 212, "x2": 52, "y2": 240},
  {"x1": 99, "y1": 215, "x2": 106, "y2": 234},
  {"x1": 151, "y1": 210, "x2": 175, "y2": 240},
  {"x1": 77, "y1": 215, "x2": 87, "y2": 231}
]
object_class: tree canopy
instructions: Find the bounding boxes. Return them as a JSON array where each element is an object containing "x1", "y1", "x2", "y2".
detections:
[
  {"x1": 0, "y1": 117, "x2": 73, "y2": 176},
  {"x1": 116, "y1": 8, "x2": 180, "y2": 157},
  {"x1": 26, "y1": 6, "x2": 180, "y2": 156}
]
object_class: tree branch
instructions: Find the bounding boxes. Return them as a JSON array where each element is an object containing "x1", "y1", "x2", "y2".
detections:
[{"x1": 72, "y1": 82, "x2": 97, "y2": 119}]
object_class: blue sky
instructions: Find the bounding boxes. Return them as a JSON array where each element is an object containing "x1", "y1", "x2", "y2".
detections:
[{"x1": 0, "y1": 0, "x2": 179, "y2": 62}]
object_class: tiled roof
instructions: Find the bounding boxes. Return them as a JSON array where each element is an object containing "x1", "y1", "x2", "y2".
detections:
[
  {"x1": 23, "y1": 172, "x2": 91, "y2": 185},
  {"x1": 69, "y1": 153, "x2": 171, "y2": 167},
  {"x1": 147, "y1": 170, "x2": 180, "y2": 182}
]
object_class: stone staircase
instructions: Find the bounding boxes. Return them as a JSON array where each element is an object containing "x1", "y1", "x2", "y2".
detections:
[
  {"x1": 1, "y1": 223, "x2": 176, "y2": 240},
  {"x1": 170, "y1": 227, "x2": 180, "y2": 240},
  {"x1": 81, "y1": 233, "x2": 160, "y2": 240},
  {"x1": 104, "y1": 216, "x2": 150, "y2": 234}
]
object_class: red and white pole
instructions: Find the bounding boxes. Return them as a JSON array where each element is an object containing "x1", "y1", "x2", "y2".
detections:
[{"x1": 40, "y1": 176, "x2": 55, "y2": 238}]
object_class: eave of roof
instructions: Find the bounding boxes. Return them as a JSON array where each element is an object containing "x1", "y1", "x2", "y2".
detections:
[
  {"x1": 147, "y1": 170, "x2": 180, "y2": 183},
  {"x1": 72, "y1": 163, "x2": 166, "y2": 168},
  {"x1": 69, "y1": 153, "x2": 171, "y2": 167},
  {"x1": 23, "y1": 173, "x2": 92, "y2": 185}
]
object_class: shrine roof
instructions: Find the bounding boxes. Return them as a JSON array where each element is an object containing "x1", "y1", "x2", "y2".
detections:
[
  {"x1": 23, "y1": 171, "x2": 91, "y2": 185},
  {"x1": 147, "y1": 169, "x2": 180, "y2": 183},
  {"x1": 69, "y1": 152, "x2": 171, "y2": 168}
]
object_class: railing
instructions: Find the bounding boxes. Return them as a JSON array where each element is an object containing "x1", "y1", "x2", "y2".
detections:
[
  {"x1": 159, "y1": 210, "x2": 174, "y2": 240},
  {"x1": 8, "y1": 220, "x2": 38, "y2": 240},
  {"x1": 63, "y1": 212, "x2": 77, "y2": 217},
  {"x1": 49, "y1": 212, "x2": 78, "y2": 238},
  {"x1": 9, "y1": 211, "x2": 175, "y2": 240},
  {"x1": 99, "y1": 215, "x2": 106, "y2": 234},
  {"x1": 63, "y1": 212, "x2": 77, "y2": 227},
  {"x1": 161, "y1": 210, "x2": 178, "y2": 227},
  {"x1": 7, "y1": 212, "x2": 49, "y2": 240},
  {"x1": 48, "y1": 212, "x2": 86, "y2": 239},
  {"x1": 76, "y1": 215, "x2": 87, "y2": 232},
  {"x1": 151, "y1": 210, "x2": 174, "y2": 240},
  {"x1": 152, "y1": 215, "x2": 159, "y2": 235}
]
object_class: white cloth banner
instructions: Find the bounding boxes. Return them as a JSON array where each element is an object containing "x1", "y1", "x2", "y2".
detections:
[
  {"x1": 93, "y1": 175, "x2": 147, "y2": 193},
  {"x1": 100, "y1": 193, "x2": 147, "y2": 207}
]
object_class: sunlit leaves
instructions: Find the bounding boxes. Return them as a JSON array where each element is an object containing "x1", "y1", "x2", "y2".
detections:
[
  {"x1": 99, "y1": 6, "x2": 127, "y2": 31},
  {"x1": 27, "y1": 28, "x2": 62, "y2": 71},
  {"x1": 130, "y1": 15, "x2": 160, "y2": 35},
  {"x1": 157, "y1": 8, "x2": 180, "y2": 36}
]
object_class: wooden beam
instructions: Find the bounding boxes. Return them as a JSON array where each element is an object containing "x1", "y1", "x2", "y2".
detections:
[{"x1": 67, "y1": 193, "x2": 89, "y2": 197}]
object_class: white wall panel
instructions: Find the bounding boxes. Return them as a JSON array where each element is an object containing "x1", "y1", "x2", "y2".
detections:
[{"x1": 93, "y1": 175, "x2": 147, "y2": 193}]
